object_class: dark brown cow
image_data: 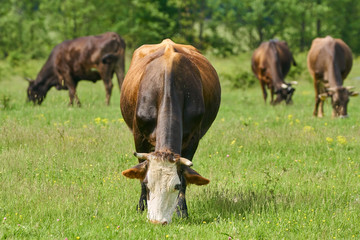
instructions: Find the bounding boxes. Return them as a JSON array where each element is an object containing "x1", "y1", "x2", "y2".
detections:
[
  {"x1": 251, "y1": 40, "x2": 297, "y2": 105},
  {"x1": 26, "y1": 32, "x2": 125, "y2": 106},
  {"x1": 120, "y1": 39, "x2": 221, "y2": 224},
  {"x1": 307, "y1": 36, "x2": 358, "y2": 118}
]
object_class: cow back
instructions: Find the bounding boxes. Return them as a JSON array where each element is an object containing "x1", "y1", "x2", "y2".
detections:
[{"x1": 121, "y1": 39, "x2": 221, "y2": 153}]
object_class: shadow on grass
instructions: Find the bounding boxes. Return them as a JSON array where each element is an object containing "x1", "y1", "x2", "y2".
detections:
[{"x1": 186, "y1": 187, "x2": 294, "y2": 224}]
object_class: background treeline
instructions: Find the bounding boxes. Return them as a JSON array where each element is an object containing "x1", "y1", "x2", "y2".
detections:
[{"x1": 1, "y1": 0, "x2": 360, "y2": 61}]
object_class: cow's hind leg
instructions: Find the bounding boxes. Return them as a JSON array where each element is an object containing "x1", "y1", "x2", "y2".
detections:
[{"x1": 100, "y1": 65, "x2": 114, "y2": 105}]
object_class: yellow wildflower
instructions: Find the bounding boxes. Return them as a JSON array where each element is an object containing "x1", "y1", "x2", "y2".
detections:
[
  {"x1": 94, "y1": 117, "x2": 101, "y2": 124},
  {"x1": 336, "y1": 136, "x2": 347, "y2": 145},
  {"x1": 326, "y1": 137, "x2": 334, "y2": 144},
  {"x1": 303, "y1": 126, "x2": 314, "y2": 132}
]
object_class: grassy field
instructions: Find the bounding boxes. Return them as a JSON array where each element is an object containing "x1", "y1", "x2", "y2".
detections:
[{"x1": 1, "y1": 52, "x2": 360, "y2": 239}]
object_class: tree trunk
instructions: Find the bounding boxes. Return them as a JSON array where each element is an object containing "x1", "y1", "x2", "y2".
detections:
[
  {"x1": 316, "y1": 0, "x2": 321, "y2": 36},
  {"x1": 300, "y1": 11, "x2": 305, "y2": 52}
]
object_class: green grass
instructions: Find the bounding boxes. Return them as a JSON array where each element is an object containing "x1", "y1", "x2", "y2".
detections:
[{"x1": 1, "y1": 53, "x2": 360, "y2": 239}]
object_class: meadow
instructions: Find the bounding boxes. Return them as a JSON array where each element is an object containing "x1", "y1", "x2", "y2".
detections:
[{"x1": 1, "y1": 52, "x2": 360, "y2": 239}]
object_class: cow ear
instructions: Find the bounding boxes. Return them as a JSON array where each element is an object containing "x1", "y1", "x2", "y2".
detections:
[
  {"x1": 182, "y1": 166, "x2": 209, "y2": 186},
  {"x1": 350, "y1": 91, "x2": 359, "y2": 97},
  {"x1": 122, "y1": 161, "x2": 148, "y2": 180},
  {"x1": 318, "y1": 93, "x2": 328, "y2": 101}
]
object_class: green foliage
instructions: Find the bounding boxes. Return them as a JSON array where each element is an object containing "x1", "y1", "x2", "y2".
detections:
[
  {"x1": 1, "y1": 0, "x2": 360, "y2": 63},
  {"x1": 221, "y1": 71, "x2": 257, "y2": 89},
  {"x1": 0, "y1": 95, "x2": 11, "y2": 110}
]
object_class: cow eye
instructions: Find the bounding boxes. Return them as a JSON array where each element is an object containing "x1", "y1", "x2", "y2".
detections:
[{"x1": 174, "y1": 184, "x2": 181, "y2": 190}]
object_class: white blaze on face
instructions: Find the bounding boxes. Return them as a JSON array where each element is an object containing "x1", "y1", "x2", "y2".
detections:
[{"x1": 146, "y1": 156, "x2": 180, "y2": 224}]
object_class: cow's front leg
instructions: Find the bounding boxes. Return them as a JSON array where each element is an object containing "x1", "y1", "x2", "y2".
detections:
[
  {"x1": 260, "y1": 81, "x2": 267, "y2": 103},
  {"x1": 270, "y1": 86, "x2": 275, "y2": 105},
  {"x1": 176, "y1": 175, "x2": 188, "y2": 218},
  {"x1": 318, "y1": 99, "x2": 324, "y2": 118},
  {"x1": 133, "y1": 130, "x2": 153, "y2": 212},
  {"x1": 313, "y1": 95, "x2": 321, "y2": 117},
  {"x1": 176, "y1": 136, "x2": 199, "y2": 218},
  {"x1": 68, "y1": 88, "x2": 81, "y2": 107},
  {"x1": 137, "y1": 181, "x2": 147, "y2": 212},
  {"x1": 67, "y1": 81, "x2": 81, "y2": 107}
]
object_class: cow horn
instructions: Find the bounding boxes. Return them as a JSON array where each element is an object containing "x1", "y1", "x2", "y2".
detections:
[
  {"x1": 350, "y1": 91, "x2": 359, "y2": 97},
  {"x1": 289, "y1": 81, "x2": 298, "y2": 85},
  {"x1": 327, "y1": 87, "x2": 337, "y2": 92},
  {"x1": 281, "y1": 83, "x2": 288, "y2": 89},
  {"x1": 24, "y1": 77, "x2": 32, "y2": 82},
  {"x1": 133, "y1": 152, "x2": 149, "y2": 160},
  {"x1": 179, "y1": 157, "x2": 193, "y2": 167},
  {"x1": 318, "y1": 93, "x2": 328, "y2": 100},
  {"x1": 346, "y1": 86, "x2": 355, "y2": 90}
]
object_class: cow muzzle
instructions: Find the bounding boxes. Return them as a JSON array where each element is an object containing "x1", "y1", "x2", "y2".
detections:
[{"x1": 150, "y1": 220, "x2": 168, "y2": 225}]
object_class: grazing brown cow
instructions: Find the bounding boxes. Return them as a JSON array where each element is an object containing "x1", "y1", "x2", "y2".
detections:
[
  {"x1": 121, "y1": 39, "x2": 221, "y2": 224},
  {"x1": 307, "y1": 36, "x2": 358, "y2": 118},
  {"x1": 251, "y1": 40, "x2": 297, "y2": 105},
  {"x1": 26, "y1": 32, "x2": 125, "y2": 106}
]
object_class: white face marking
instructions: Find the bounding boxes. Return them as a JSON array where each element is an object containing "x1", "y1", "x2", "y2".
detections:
[{"x1": 146, "y1": 156, "x2": 180, "y2": 224}]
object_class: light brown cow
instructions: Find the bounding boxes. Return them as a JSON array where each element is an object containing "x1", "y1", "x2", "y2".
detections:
[
  {"x1": 307, "y1": 36, "x2": 358, "y2": 118},
  {"x1": 121, "y1": 39, "x2": 221, "y2": 224},
  {"x1": 252, "y1": 40, "x2": 297, "y2": 105}
]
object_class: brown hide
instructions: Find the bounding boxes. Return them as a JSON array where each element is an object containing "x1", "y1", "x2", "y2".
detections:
[
  {"x1": 121, "y1": 39, "x2": 221, "y2": 157},
  {"x1": 27, "y1": 32, "x2": 125, "y2": 106},
  {"x1": 120, "y1": 39, "x2": 220, "y2": 218},
  {"x1": 251, "y1": 40, "x2": 297, "y2": 105},
  {"x1": 307, "y1": 36, "x2": 355, "y2": 118}
]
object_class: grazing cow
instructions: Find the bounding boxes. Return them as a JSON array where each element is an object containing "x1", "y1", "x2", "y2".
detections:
[
  {"x1": 307, "y1": 36, "x2": 358, "y2": 118},
  {"x1": 121, "y1": 39, "x2": 221, "y2": 224},
  {"x1": 26, "y1": 32, "x2": 125, "y2": 106},
  {"x1": 251, "y1": 40, "x2": 297, "y2": 105}
]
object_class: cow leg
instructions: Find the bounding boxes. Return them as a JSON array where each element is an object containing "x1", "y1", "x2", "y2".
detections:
[
  {"x1": 100, "y1": 66, "x2": 114, "y2": 105},
  {"x1": 176, "y1": 135, "x2": 200, "y2": 218},
  {"x1": 270, "y1": 86, "x2": 275, "y2": 105},
  {"x1": 103, "y1": 80, "x2": 113, "y2": 106},
  {"x1": 313, "y1": 79, "x2": 321, "y2": 117},
  {"x1": 133, "y1": 130, "x2": 153, "y2": 212},
  {"x1": 318, "y1": 100, "x2": 325, "y2": 118},
  {"x1": 67, "y1": 82, "x2": 81, "y2": 107},
  {"x1": 313, "y1": 96, "x2": 321, "y2": 117},
  {"x1": 260, "y1": 81, "x2": 267, "y2": 103}
]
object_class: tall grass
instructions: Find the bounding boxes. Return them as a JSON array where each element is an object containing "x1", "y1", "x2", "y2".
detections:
[{"x1": 1, "y1": 54, "x2": 360, "y2": 239}]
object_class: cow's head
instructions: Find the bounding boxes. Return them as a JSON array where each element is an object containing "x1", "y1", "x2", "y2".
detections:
[
  {"x1": 26, "y1": 78, "x2": 46, "y2": 105},
  {"x1": 122, "y1": 151, "x2": 209, "y2": 224},
  {"x1": 274, "y1": 81, "x2": 297, "y2": 105},
  {"x1": 319, "y1": 86, "x2": 358, "y2": 118}
]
